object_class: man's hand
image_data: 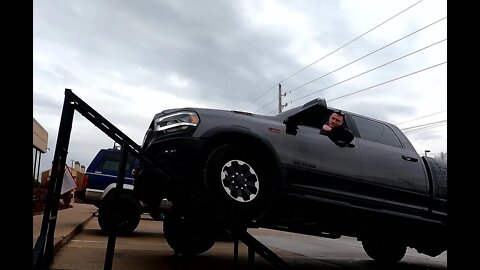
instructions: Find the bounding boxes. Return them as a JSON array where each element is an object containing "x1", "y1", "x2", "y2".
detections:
[{"x1": 322, "y1": 124, "x2": 332, "y2": 132}]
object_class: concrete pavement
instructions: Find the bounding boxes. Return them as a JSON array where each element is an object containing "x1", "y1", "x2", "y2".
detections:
[
  {"x1": 33, "y1": 202, "x2": 98, "y2": 254},
  {"x1": 34, "y1": 202, "x2": 447, "y2": 269}
]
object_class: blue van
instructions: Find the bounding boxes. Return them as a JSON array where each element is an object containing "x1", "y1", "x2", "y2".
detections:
[
  {"x1": 77, "y1": 144, "x2": 169, "y2": 235},
  {"x1": 82, "y1": 145, "x2": 138, "y2": 205}
]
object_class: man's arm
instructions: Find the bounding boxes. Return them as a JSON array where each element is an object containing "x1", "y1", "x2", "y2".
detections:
[
  {"x1": 329, "y1": 126, "x2": 354, "y2": 144},
  {"x1": 322, "y1": 124, "x2": 332, "y2": 132}
]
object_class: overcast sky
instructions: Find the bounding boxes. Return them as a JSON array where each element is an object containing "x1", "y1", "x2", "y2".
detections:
[{"x1": 33, "y1": 0, "x2": 447, "y2": 173}]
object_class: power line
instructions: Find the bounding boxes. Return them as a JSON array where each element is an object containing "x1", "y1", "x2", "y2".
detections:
[
  {"x1": 261, "y1": 58, "x2": 446, "y2": 113},
  {"x1": 267, "y1": 108, "x2": 278, "y2": 115},
  {"x1": 395, "y1": 110, "x2": 446, "y2": 125},
  {"x1": 327, "y1": 61, "x2": 446, "y2": 103},
  {"x1": 285, "y1": 18, "x2": 447, "y2": 96},
  {"x1": 401, "y1": 119, "x2": 447, "y2": 131},
  {"x1": 278, "y1": 0, "x2": 424, "y2": 84},
  {"x1": 242, "y1": 0, "x2": 424, "y2": 111},
  {"x1": 286, "y1": 41, "x2": 446, "y2": 105},
  {"x1": 242, "y1": 84, "x2": 278, "y2": 111},
  {"x1": 254, "y1": 97, "x2": 278, "y2": 114},
  {"x1": 259, "y1": 59, "x2": 446, "y2": 114},
  {"x1": 405, "y1": 123, "x2": 446, "y2": 133},
  {"x1": 403, "y1": 120, "x2": 447, "y2": 134}
]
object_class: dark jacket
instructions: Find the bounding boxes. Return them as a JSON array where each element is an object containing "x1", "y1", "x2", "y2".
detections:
[{"x1": 320, "y1": 121, "x2": 354, "y2": 145}]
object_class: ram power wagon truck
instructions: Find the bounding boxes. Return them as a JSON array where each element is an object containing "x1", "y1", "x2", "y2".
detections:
[{"x1": 134, "y1": 98, "x2": 447, "y2": 263}]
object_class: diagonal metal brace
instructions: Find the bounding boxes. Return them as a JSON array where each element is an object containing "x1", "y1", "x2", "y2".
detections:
[
  {"x1": 228, "y1": 228, "x2": 290, "y2": 269},
  {"x1": 33, "y1": 88, "x2": 176, "y2": 269}
]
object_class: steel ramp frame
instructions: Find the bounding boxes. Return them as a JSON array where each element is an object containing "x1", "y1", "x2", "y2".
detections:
[{"x1": 228, "y1": 227, "x2": 289, "y2": 269}]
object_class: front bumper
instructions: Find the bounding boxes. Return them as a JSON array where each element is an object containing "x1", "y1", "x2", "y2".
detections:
[{"x1": 134, "y1": 136, "x2": 207, "y2": 207}]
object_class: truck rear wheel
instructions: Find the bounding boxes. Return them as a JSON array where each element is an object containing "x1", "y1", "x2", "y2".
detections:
[
  {"x1": 362, "y1": 236, "x2": 407, "y2": 263},
  {"x1": 163, "y1": 206, "x2": 216, "y2": 256},
  {"x1": 98, "y1": 193, "x2": 141, "y2": 235}
]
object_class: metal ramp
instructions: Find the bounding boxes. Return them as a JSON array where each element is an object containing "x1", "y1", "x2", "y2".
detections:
[
  {"x1": 32, "y1": 89, "x2": 289, "y2": 270},
  {"x1": 228, "y1": 228, "x2": 289, "y2": 269}
]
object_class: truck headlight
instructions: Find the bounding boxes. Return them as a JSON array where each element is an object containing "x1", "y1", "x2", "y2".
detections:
[{"x1": 154, "y1": 111, "x2": 200, "y2": 133}]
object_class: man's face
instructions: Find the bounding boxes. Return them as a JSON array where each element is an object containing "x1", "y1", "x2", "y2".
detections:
[{"x1": 328, "y1": 113, "x2": 344, "y2": 128}]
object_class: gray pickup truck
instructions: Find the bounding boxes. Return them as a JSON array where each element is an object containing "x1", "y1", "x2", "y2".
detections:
[{"x1": 134, "y1": 98, "x2": 447, "y2": 263}]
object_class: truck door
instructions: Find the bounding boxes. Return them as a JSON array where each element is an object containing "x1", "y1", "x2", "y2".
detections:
[
  {"x1": 283, "y1": 109, "x2": 364, "y2": 203},
  {"x1": 349, "y1": 115, "x2": 429, "y2": 214}
]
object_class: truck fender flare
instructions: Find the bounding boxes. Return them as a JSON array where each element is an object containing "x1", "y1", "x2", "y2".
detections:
[
  {"x1": 101, "y1": 183, "x2": 135, "y2": 200},
  {"x1": 201, "y1": 125, "x2": 282, "y2": 166}
]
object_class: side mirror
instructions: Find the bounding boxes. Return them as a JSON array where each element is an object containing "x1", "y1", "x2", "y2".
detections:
[{"x1": 283, "y1": 117, "x2": 298, "y2": 135}]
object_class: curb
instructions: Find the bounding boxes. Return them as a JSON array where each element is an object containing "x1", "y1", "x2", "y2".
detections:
[{"x1": 52, "y1": 209, "x2": 97, "y2": 255}]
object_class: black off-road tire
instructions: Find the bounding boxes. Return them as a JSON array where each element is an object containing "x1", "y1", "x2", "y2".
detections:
[
  {"x1": 362, "y1": 236, "x2": 407, "y2": 263},
  {"x1": 98, "y1": 193, "x2": 142, "y2": 235},
  {"x1": 204, "y1": 144, "x2": 274, "y2": 222},
  {"x1": 163, "y1": 206, "x2": 216, "y2": 256}
]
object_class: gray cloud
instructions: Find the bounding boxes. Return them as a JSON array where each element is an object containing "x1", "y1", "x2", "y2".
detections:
[
  {"x1": 343, "y1": 101, "x2": 415, "y2": 124},
  {"x1": 34, "y1": 0, "x2": 353, "y2": 111},
  {"x1": 34, "y1": 0, "x2": 447, "y2": 172},
  {"x1": 33, "y1": 92, "x2": 60, "y2": 112}
]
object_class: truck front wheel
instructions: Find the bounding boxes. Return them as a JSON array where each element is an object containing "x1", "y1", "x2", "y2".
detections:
[{"x1": 204, "y1": 144, "x2": 273, "y2": 222}]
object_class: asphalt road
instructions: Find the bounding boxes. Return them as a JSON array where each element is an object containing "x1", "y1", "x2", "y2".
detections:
[{"x1": 50, "y1": 214, "x2": 447, "y2": 270}]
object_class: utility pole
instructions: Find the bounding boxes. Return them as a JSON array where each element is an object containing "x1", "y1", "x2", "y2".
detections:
[
  {"x1": 278, "y1": 83, "x2": 282, "y2": 113},
  {"x1": 424, "y1": 150, "x2": 430, "y2": 157},
  {"x1": 278, "y1": 83, "x2": 288, "y2": 113}
]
